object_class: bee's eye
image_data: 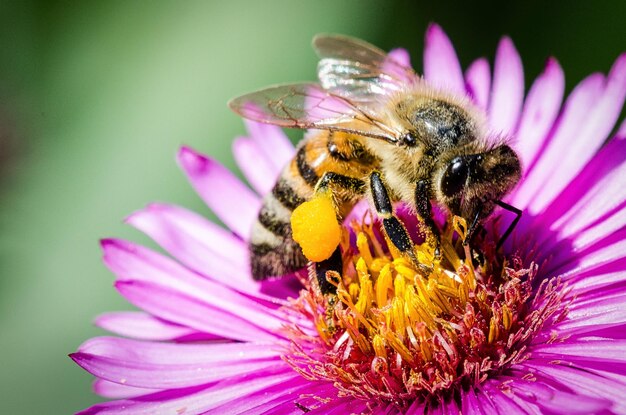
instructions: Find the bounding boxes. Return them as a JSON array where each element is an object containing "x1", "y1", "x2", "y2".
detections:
[
  {"x1": 401, "y1": 132, "x2": 417, "y2": 147},
  {"x1": 441, "y1": 156, "x2": 469, "y2": 197}
]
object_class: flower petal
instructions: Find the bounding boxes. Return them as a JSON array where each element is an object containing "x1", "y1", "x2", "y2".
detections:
[
  {"x1": 514, "y1": 57, "x2": 565, "y2": 169},
  {"x1": 404, "y1": 401, "x2": 426, "y2": 415},
  {"x1": 423, "y1": 23, "x2": 464, "y2": 94},
  {"x1": 243, "y1": 120, "x2": 293, "y2": 173},
  {"x1": 177, "y1": 146, "x2": 261, "y2": 239},
  {"x1": 232, "y1": 137, "x2": 277, "y2": 195},
  {"x1": 511, "y1": 72, "x2": 606, "y2": 210},
  {"x1": 502, "y1": 375, "x2": 611, "y2": 414},
  {"x1": 465, "y1": 58, "x2": 491, "y2": 110},
  {"x1": 553, "y1": 291, "x2": 626, "y2": 336},
  {"x1": 76, "y1": 336, "x2": 280, "y2": 363},
  {"x1": 388, "y1": 48, "x2": 411, "y2": 68},
  {"x1": 76, "y1": 368, "x2": 297, "y2": 415},
  {"x1": 524, "y1": 54, "x2": 626, "y2": 214},
  {"x1": 125, "y1": 204, "x2": 284, "y2": 302},
  {"x1": 115, "y1": 280, "x2": 278, "y2": 342},
  {"x1": 548, "y1": 228, "x2": 626, "y2": 282},
  {"x1": 306, "y1": 399, "x2": 369, "y2": 415},
  {"x1": 529, "y1": 126, "x2": 626, "y2": 246},
  {"x1": 102, "y1": 239, "x2": 287, "y2": 333},
  {"x1": 208, "y1": 378, "x2": 329, "y2": 415},
  {"x1": 565, "y1": 270, "x2": 626, "y2": 298},
  {"x1": 533, "y1": 339, "x2": 626, "y2": 365},
  {"x1": 93, "y1": 379, "x2": 156, "y2": 399},
  {"x1": 488, "y1": 37, "x2": 524, "y2": 136},
  {"x1": 94, "y1": 311, "x2": 208, "y2": 341},
  {"x1": 470, "y1": 388, "x2": 500, "y2": 415},
  {"x1": 480, "y1": 385, "x2": 530, "y2": 415},
  {"x1": 71, "y1": 338, "x2": 281, "y2": 388},
  {"x1": 521, "y1": 361, "x2": 626, "y2": 413}
]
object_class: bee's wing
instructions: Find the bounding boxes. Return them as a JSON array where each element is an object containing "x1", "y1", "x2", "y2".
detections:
[
  {"x1": 313, "y1": 34, "x2": 418, "y2": 102},
  {"x1": 229, "y1": 83, "x2": 400, "y2": 142}
]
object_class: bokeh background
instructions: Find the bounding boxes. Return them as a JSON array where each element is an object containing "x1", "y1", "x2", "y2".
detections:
[{"x1": 1, "y1": 1, "x2": 625, "y2": 413}]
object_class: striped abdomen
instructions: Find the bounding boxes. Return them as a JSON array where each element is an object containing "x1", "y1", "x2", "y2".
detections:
[{"x1": 249, "y1": 131, "x2": 378, "y2": 280}]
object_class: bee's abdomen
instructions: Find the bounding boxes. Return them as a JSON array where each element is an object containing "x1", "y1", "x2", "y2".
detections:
[
  {"x1": 249, "y1": 177, "x2": 311, "y2": 280},
  {"x1": 249, "y1": 131, "x2": 377, "y2": 280}
]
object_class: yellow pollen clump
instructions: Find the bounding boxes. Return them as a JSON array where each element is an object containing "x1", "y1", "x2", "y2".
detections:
[{"x1": 290, "y1": 191, "x2": 341, "y2": 262}]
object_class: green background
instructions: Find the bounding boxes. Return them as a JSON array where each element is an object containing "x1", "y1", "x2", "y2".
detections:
[{"x1": 0, "y1": 1, "x2": 624, "y2": 413}]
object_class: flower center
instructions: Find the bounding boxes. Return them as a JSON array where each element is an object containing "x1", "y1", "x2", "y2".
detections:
[{"x1": 283, "y1": 212, "x2": 568, "y2": 409}]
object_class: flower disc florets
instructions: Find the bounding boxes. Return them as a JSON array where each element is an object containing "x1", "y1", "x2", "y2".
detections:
[{"x1": 284, "y1": 212, "x2": 568, "y2": 410}]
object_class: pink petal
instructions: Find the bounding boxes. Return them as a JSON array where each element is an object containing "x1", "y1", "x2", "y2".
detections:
[
  {"x1": 530, "y1": 128, "x2": 626, "y2": 247},
  {"x1": 482, "y1": 385, "x2": 528, "y2": 415},
  {"x1": 527, "y1": 54, "x2": 626, "y2": 214},
  {"x1": 488, "y1": 37, "x2": 524, "y2": 136},
  {"x1": 548, "y1": 228, "x2": 626, "y2": 280},
  {"x1": 125, "y1": 204, "x2": 282, "y2": 302},
  {"x1": 566, "y1": 270, "x2": 626, "y2": 297},
  {"x1": 521, "y1": 361, "x2": 626, "y2": 413},
  {"x1": 177, "y1": 146, "x2": 260, "y2": 239},
  {"x1": 77, "y1": 369, "x2": 297, "y2": 415},
  {"x1": 232, "y1": 137, "x2": 277, "y2": 195},
  {"x1": 115, "y1": 280, "x2": 279, "y2": 342},
  {"x1": 514, "y1": 57, "x2": 565, "y2": 169},
  {"x1": 102, "y1": 239, "x2": 287, "y2": 332},
  {"x1": 76, "y1": 336, "x2": 280, "y2": 364},
  {"x1": 553, "y1": 291, "x2": 626, "y2": 336},
  {"x1": 93, "y1": 379, "x2": 156, "y2": 399},
  {"x1": 404, "y1": 401, "x2": 426, "y2": 415},
  {"x1": 71, "y1": 337, "x2": 281, "y2": 389},
  {"x1": 458, "y1": 389, "x2": 480, "y2": 415},
  {"x1": 511, "y1": 72, "x2": 605, "y2": 210},
  {"x1": 306, "y1": 399, "x2": 369, "y2": 415},
  {"x1": 94, "y1": 311, "x2": 207, "y2": 341},
  {"x1": 388, "y1": 48, "x2": 411, "y2": 68},
  {"x1": 423, "y1": 23, "x2": 465, "y2": 94},
  {"x1": 533, "y1": 339, "x2": 626, "y2": 364},
  {"x1": 503, "y1": 375, "x2": 611, "y2": 414},
  {"x1": 208, "y1": 377, "x2": 324, "y2": 415},
  {"x1": 243, "y1": 120, "x2": 294, "y2": 173},
  {"x1": 439, "y1": 397, "x2": 461, "y2": 415},
  {"x1": 470, "y1": 388, "x2": 500, "y2": 415},
  {"x1": 465, "y1": 58, "x2": 491, "y2": 110},
  {"x1": 383, "y1": 48, "x2": 417, "y2": 87}
]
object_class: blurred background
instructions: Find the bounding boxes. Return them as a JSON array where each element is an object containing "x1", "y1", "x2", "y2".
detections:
[{"x1": 0, "y1": 0, "x2": 625, "y2": 413}]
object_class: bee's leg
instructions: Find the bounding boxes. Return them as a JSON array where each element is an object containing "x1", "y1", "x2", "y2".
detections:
[
  {"x1": 314, "y1": 246, "x2": 343, "y2": 295},
  {"x1": 370, "y1": 172, "x2": 417, "y2": 262},
  {"x1": 463, "y1": 206, "x2": 483, "y2": 246},
  {"x1": 494, "y1": 200, "x2": 522, "y2": 249},
  {"x1": 415, "y1": 179, "x2": 441, "y2": 256},
  {"x1": 315, "y1": 172, "x2": 365, "y2": 196},
  {"x1": 313, "y1": 172, "x2": 366, "y2": 294}
]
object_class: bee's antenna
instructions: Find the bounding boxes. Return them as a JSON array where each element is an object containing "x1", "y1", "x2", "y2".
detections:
[{"x1": 494, "y1": 200, "x2": 522, "y2": 249}]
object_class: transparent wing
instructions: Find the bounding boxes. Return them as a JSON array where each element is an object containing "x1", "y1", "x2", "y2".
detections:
[
  {"x1": 228, "y1": 83, "x2": 400, "y2": 142},
  {"x1": 313, "y1": 34, "x2": 418, "y2": 101}
]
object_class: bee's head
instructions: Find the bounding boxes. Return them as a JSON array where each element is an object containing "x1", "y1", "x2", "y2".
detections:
[{"x1": 438, "y1": 144, "x2": 521, "y2": 220}]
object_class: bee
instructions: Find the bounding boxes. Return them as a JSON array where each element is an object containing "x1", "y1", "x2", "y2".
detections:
[{"x1": 229, "y1": 34, "x2": 521, "y2": 293}]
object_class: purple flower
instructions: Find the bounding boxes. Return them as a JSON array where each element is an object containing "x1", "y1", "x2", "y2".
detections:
[{"x1": 71, "y1": 24, "x2": 626, "y2": 414}]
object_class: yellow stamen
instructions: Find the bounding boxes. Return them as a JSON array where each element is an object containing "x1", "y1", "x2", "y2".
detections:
[
  {"x1": 373, "y1": 334, "x2": 387, "y2": 359},
  {"x1": 375, "y1": 264, "x2": 393, "y2": 307}
]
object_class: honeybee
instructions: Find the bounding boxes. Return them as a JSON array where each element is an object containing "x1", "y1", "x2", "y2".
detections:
[{"x1": 229, "y1": 34, "x2": 521, "y2": 292}]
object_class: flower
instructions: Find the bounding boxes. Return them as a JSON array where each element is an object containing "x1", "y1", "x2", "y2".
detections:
[{"x1": 71, "y1": 24, "x2": 626, "y2": 414}]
